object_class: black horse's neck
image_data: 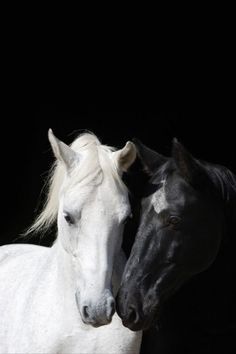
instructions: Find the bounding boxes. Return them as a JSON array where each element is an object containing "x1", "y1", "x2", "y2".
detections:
[
  {"x1": 161, "y1": 164, "x2": 236, "y2": 338},
  {"x1": 205, "y1": 163, "x2": 236, "y2": 238}
]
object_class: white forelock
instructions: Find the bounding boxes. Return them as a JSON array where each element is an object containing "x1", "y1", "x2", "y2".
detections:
[{"x1": 26, "y1": 133, "x2": 127, "y2": 235}]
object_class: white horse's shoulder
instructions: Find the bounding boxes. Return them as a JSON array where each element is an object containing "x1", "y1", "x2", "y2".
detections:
[{"x1": 0, "y1": 243, "x2": 49, "y2": 265}]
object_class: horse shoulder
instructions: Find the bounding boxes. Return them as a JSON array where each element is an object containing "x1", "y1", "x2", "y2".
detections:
[
  {"x1": 0, "y1": 243, "x2": 48, "y2": 263},
  {"x1": 0, "y1": 244, "x2": 52, "y2": 298}
]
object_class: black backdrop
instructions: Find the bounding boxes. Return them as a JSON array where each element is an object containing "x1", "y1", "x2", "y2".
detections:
[
  {"x1": 1, "y1": 105, "x2": 235, "y2": 246},
  {"x1": 1, "y1": 105, "x2": 236, "y2": 353}
]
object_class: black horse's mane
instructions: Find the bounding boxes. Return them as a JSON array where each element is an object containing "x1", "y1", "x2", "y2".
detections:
[
  {"x1": 204, "y1": 163, "x2": 236, "y2": 203},
  {"x1": 164, "y1": 156, "x2": 236, "y2": 203},
  {"x1": 147, "y1": 160, "x2": 236, "y2": 206}
]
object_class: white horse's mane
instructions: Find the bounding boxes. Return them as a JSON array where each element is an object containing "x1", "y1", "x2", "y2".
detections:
[{"x1": 27, "y1": 133, "x2": 126, "y2": 235}]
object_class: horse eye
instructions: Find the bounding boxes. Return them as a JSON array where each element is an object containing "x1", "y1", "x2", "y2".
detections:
[
  {"x1": 64, "y1": 213, "x2": 74, "y2": 225},
  {"x1": 169, "y1": 216, "x2": 181, "y2": 225}
]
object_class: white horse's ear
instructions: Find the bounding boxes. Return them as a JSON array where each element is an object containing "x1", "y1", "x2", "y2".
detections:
[
  {"x1": 114, "y1": 141, "x2": 137, "y2": 172},
  {"x1": 48, "y1": 129, "x2": 79, "y2": 169}
]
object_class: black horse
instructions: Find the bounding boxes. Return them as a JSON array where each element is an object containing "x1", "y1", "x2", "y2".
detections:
[{"x1": 118, "y1": 139, "x2": 236, "y2": 354}]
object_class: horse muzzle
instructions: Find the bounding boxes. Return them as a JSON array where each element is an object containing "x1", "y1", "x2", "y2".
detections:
[
  {"x1": 76, "y1": 290, "x2": 115, "y2": 327},
  {"x1": 116, "y1": 286, "x2": 160, "y2": 331}
]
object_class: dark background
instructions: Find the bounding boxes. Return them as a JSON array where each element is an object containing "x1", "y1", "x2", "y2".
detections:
[
  {"x1": 1, "y1": 105, "x2": 235, "y2": 353},
  {"x1": 1, "y1": 105, "x2": 235, "y2": 246}
]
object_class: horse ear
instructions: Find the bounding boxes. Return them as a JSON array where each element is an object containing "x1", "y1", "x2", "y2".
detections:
[
  {"x1": 172, "y1": 138, "x2": 206, "y2": 187},
  {"x1": 133, "y1": 138, "x2": 167, "y2": 175},
  {"x1": 48, "y1": 129, "x2": 79, "y2": 169},
  {"x1": 114, "y1": 141, "x2": 137, "y2": 172}
]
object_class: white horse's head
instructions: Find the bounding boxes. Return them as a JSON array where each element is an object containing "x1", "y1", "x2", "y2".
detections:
[{"x1": 31, "y1": 130, "x2": 136, "y2": 327}]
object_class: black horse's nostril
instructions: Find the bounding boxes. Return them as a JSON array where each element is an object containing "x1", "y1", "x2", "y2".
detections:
[
  {"x1": 82, "y1": 305, "x2": 89, "y2": 319},
  {"x1": 127, "y1": 305, "x2": 139, "y2": 324}
]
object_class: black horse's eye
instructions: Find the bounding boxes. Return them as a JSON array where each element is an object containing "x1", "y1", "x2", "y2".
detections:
[
  {"x1": 169, "y1": 215, "x2": 181, "y2": 225},
  {"x1": 64, "y1": 213, "x2": 74, "y2": 225}
]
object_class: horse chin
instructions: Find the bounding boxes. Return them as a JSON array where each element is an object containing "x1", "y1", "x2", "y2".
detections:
[
  {"x1": 90, "y1": 319, "x2": 112, "y2": 328},
  {"x1": 122, "y1": 320, "x2": 145, "y2": 332},
  {"x1": 80, "y1": 311, "x2": 113, "y2": 327},
  {"x1": 122, "y1": 311, "x2": 158, "y2": 332}
]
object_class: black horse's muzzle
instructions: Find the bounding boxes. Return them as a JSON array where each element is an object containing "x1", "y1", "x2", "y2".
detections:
[{"x1": 116, "y1": 285, "x2": 160, "y2": 331}]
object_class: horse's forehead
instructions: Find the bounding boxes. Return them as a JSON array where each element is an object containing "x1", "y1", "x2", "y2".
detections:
[
  {"x1": 150, "y1": 174, "x2": 196, "y2": 214},
  {"x1": 64, "y1": 178, "x2": 129, "y2": 208},
  {"x1": 151, "y1": 179, "x2": 168, "y2": 214}
]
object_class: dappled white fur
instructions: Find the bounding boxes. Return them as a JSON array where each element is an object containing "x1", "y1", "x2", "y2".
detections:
[
  {"x1": 0, "y1": 244, "x2": 141, "y2": 354},
  {"x1": 0, "y1": 132, "x2": 141, "y2": 354}
]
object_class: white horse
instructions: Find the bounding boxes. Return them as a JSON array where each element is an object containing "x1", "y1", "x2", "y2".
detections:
[{"x1": 0, "y1": 130, "x2": 142, "y2": 354}]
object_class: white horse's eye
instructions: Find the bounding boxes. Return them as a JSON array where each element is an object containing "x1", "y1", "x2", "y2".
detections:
[{"x1": 64, "y1": 213, "x2": 74, "y2": 225}]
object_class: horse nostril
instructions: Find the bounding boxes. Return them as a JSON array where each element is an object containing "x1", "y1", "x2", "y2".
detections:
[
  {"x1": 82, "y1": 305, "x2": 89, "y2": 319},
  {"x1": 127, "y1": 305, "x2": 139, "y2": 324}
]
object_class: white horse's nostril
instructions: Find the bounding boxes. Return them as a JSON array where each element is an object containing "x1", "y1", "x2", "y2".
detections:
[{"x1": 82, "y1": 305, "x2": 90, "y2": 319}]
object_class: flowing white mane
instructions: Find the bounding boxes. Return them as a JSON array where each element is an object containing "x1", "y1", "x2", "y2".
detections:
[{"x1": 27, "y1": 133, "x2": 126, "y2": 234}]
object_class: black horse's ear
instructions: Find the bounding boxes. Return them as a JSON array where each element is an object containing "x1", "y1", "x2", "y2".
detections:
[
  {"x1": 133, "y1": 138, "x2": 168, "y2": 175},
  {"x1": 172, "y1": 138, "x2": 207, "y2": 188}
]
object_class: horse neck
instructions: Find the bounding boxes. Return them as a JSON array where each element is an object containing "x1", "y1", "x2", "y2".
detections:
[
  {"x1": 218, "y1": 191, "x2": 236, "y2": 271},
  {"x1": 206, "y1": 164, "x2": 236, "y2": 262},
  {"x1": 163, "y1": 168, "x2": 236, "y2": 333},
  {"x1": 209, "y1": 164, "x2": 236, "y2": 238},
  {"x1": 205, "y1": 195, "x2": 236, "y2": 290},
  {"x1": 176, "y1": 199, "x2": 236, "y2": 332},
  {"x1": 221, "y1": 198, "x2": 236, "y2": 271},
  {"x1": 224, "y1": 198, "x2": 236, "y2": 233}
]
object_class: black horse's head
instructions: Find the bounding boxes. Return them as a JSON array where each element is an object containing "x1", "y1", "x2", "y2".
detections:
[{"x1": 117, "y1": 139, "x2": 228, "y2": 331}]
